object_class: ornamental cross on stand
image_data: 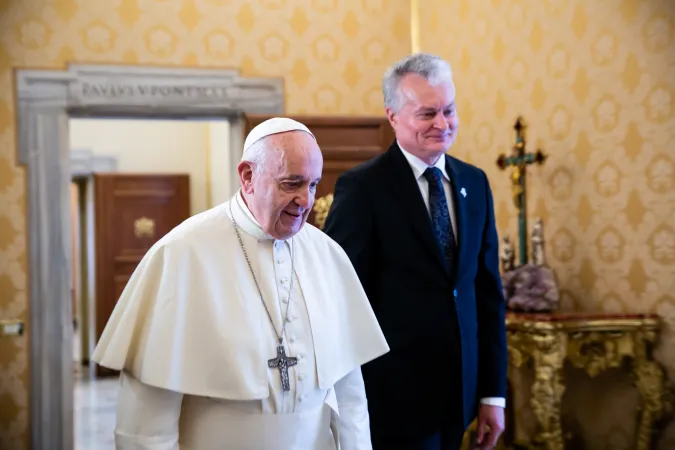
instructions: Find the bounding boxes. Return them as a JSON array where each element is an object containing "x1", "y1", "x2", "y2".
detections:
[
  {"x1": 268, "y1": 344, "x2": 298, "y2": 392},
  {"x1": 496, "y1": 117, "x2": 547, "y2": 267}
]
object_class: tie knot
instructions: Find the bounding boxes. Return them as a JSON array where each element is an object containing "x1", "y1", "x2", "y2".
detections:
[{"x1": 423, "y1": 167, "x2": 443, "y2": 185}]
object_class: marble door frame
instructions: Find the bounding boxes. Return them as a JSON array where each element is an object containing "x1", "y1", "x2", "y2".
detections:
[{"x1": 15, "y1": 63, "x2": 284, "y2": 450}]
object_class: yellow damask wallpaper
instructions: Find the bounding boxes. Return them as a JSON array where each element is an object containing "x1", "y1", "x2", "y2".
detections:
[
  {"x1": 418, "y1": 0, "x2": 675, "y2": 449},
  {"x1": 1, "y1": 0, "x2": 674, "y2": 448},
  {"x1": 0, "y1": 0, "x2": 410, "y2": 448}
]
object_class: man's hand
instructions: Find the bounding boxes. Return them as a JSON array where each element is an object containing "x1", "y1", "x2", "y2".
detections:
[{"x1": 475, "y1": 404, "x2": 505, "y2": 449}]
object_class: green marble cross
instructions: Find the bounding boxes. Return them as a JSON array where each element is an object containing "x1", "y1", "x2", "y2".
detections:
[{"x1": 496, "y1": 117, "x2": 547, "y2": 267}]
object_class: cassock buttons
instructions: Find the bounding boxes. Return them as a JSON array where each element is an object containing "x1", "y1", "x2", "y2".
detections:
[
  {"x1": 282, "y1": 297, "x2": 289, "y2": 303},
  {"x1": 290, "y1": 335, "x2": 296, "y2": 343},
  {"x1": 298, "y1": 374, "x2": 305, "y2": 382}
]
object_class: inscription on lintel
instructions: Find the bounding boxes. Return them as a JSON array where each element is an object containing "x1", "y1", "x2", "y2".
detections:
[
  {"x1": 70, "y1": 80, "x2": 277, "y2": 105},
  {"x1": 78, "y1": 81, "x2": 230, "y2": 99}
]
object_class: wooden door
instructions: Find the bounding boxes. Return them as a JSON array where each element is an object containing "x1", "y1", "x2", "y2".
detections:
[
  {"x1": 244, "y1": 115, "x2": 394, "y2": 228},
  {"x1": 93, "y1": 174, "x2": 190, "y2": 375}
]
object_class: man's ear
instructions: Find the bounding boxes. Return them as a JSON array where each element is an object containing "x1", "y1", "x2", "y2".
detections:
[
  {"x1": 238, "y1": 161, "x2": 255, "y2": 194},
  {"x1": 385, "y1": 107, "x2": 397, "y2": 129}
]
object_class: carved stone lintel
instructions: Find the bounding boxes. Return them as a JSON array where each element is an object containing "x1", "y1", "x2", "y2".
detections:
[{"x1": 17, "y1": 64, "x2": 284, "y2": 120}]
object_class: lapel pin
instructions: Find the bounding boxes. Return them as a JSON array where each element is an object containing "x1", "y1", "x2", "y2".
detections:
[{"x1": 460, "y1": 187, "x2": 467, "y2": 197}]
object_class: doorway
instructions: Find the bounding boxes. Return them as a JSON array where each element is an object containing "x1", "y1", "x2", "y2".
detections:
[
  {"x1": 16, "y1": 63, "x2": 284, "y2": 450},
  {"x1": 67, "y1": 116, "x2": 241, "y2": 448}
]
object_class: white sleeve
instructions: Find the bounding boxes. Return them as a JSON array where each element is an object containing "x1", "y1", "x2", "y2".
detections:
[
  {"x1": 333, "y1": 367, "x2": 372, "y2": 450},
  {"x1": 480, "y1": 397, "x2": 506, "y2": 408},
  {"x1": 114, "y1": 371, "x2": 183, "y2": 450}
]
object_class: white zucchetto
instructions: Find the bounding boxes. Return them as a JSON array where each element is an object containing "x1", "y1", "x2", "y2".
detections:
[{"x1": 243, "y1": 117, "x2": 316, "y2": 154}]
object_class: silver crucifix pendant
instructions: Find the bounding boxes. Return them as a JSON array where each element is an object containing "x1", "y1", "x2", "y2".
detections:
[{"x1": 268, "y1": 345, "x2": 298, "y2": 392}]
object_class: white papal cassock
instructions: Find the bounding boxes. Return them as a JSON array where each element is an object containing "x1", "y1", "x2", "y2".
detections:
[{"x1": 92, "y1": 192, "x2": 390, "y2": 450}]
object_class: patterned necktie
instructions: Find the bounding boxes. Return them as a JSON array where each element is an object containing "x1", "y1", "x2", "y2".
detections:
[{"x1": 423, "y1": 167, "x2": 457, "y2": 276}]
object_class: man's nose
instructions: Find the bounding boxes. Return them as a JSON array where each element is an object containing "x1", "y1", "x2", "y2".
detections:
[
  {"x1": 295, "y1": 188, "x2": 311, "y2": 209},
  {"x1": 433, "y1": 112, "x2": 448, "y2": 130}
]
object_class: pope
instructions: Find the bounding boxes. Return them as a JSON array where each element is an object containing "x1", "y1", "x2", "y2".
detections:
[{"x1": 92, "y1": 117, "x2": 390, "y2": 450}]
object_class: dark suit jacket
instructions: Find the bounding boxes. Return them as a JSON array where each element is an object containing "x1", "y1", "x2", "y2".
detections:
[{"x1": 323, "y1": 142, "x2": 507, "y2": 436}]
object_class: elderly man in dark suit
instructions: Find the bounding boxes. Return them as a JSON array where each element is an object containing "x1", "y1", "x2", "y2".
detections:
[{"x1": 323, "y1": 53, "x2": 507, "y2": 450}]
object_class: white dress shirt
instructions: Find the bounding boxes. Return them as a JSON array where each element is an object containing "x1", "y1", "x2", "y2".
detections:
[{"x1": 398, "y1": 143, "x2": 506, "y2": 409}]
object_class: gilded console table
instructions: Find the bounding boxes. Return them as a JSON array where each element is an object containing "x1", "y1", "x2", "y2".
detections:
[{"x1": 506, "y1": 312, "x2": 671, "y2": 450}]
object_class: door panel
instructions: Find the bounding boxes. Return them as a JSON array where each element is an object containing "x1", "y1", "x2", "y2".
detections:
[
  {"x1": 93, "y1": 174, "x2": 190, "y2": 376},
  {"x1": 244, "y1": 115, "x2": 393, "y2": 227}
]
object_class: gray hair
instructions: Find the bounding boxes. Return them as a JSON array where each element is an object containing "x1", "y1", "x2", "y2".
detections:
[
  {"x1": 382, "y1": 53, "x2": 453, "y2": 112},
  {"x1": 241, "y1": 139, "x2": 270, "y2": 173}
]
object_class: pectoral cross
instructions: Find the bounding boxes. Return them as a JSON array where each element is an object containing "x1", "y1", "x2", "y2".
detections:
[
  {"x1": 496, "y1": 116, "x2": 547, "y2": 267},
  {"x1": 268, "y1": 345, "x2": 298, "y2": 392}
]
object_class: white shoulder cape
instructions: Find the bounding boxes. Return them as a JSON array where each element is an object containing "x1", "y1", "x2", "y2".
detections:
[{"x1": 92, "y1": 199, "x2": 389, "y2": 400}]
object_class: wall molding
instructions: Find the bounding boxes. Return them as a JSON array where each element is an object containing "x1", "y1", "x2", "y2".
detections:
[{"x1": 70, "y1": 148, "x2": 118, "y2": 176}]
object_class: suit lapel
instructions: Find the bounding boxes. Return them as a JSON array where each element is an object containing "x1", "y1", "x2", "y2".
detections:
[
  {"x1": 383, "y1": 144, "x2": 449, "y2": 274},
  {"x1": 446, "y1": 156, "x2": 468, "y2": 283}
]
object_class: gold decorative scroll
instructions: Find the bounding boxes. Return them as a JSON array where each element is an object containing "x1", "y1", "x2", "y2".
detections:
[
  {"x1": 506, "y1": 314, "x2": 674, "y2": 450},
  {"x1": 313, "y1": 194, "x2": 334, "y2": 230},
  {"x1": 134, "y1": 216, "x2": 155, "y2": 239}
]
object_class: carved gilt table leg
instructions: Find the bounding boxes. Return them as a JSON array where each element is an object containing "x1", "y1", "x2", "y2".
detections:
[
  {"x1": 530, "y1": 331, "x2": 567, "y2": 450},
  {"x1": 632, "y1": 331, "x2": 666, "y2": 450}
]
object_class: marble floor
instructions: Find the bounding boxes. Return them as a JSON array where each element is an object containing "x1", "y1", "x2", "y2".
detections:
[
  {"x1": 74, "y1": 371, "x2": 118, "y2": 450},
  {"x1": 74, "y1": 326, "x2": 118, "y2": 449}
]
